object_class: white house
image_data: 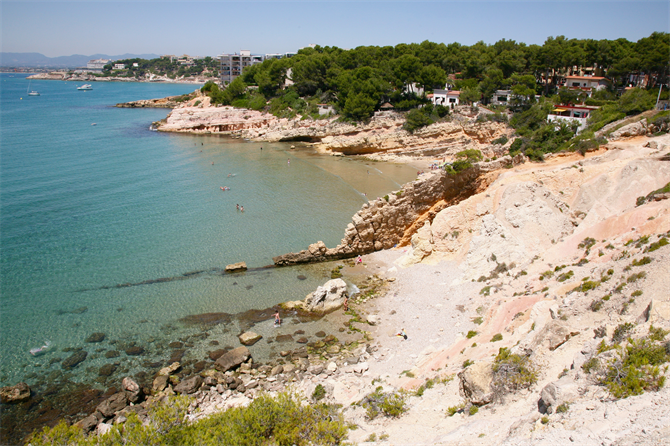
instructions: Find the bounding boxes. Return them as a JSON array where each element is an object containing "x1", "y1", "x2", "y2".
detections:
[
  {"x1": 430, "y1": 89, "x2": 461, "y2": 106},
  {"x1": 547, "y1": 104, "x2": 600, "y2": 132},
  {"x1": 113, "y1": 63, "x2": 125, "y2": 70},
  {"x1": 563, "y1": 76, "x2": 610, "y2": 96}
]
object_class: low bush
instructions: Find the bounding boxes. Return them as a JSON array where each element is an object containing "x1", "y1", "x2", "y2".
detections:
[
  {"x1": 557, "y1": 270, "x2": 574, "y2": 282},
  {"x1": 491, "y1": 347, "x2": 537, "y2": 402},
  {"x1": 466, "y1": 330, "x2": 478, "y2": 339},
  {"x1": 491, "y1": 333, "x2": 503, "y2": 342},
  {"x1": 612, "y1": 322, "x2": 636, "y2": 343},
  {"x1": 359, "y1": 387, "x2": 408, "y2": 420},
  {"x1": 29, "y1": 392, "x2": 349, "y2": 446},
  {"x1": 645, "y1": 237, "x2": 669, "y2": 253}
]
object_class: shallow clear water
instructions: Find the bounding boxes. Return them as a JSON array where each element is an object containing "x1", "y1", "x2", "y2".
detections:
[{"x1": 0, "y1": 74, "x2": 417, "y2": 387}]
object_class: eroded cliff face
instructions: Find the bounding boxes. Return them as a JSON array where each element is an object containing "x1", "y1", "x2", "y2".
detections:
[
  {"x1": 157, "y1": 99, "x2": 512, "y2": 158},
  {"x1": 272, "y1": 155, "x2": 526, "y2": 266}
]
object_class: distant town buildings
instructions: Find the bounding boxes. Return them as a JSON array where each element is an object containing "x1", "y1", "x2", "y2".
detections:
[{"x1": 74, "y1": 58, "x2": 112, "y2": 73}]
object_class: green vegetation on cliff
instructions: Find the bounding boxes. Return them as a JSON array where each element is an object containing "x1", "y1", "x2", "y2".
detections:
[{"x1": 29, "y1": 392, "x2": 349, "y2": 446}]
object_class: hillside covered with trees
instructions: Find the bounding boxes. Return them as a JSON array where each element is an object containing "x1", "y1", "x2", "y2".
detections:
[{"x1": 200, "y1": 32, "x2": 668, "y2": 160}]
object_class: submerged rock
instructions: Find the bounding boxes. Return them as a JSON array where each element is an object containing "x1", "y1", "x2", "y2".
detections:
[
  {"x1": 238, "y1": 332, "x2": 262, "y2": 346},
  {"x1": 85, "y1": 333, "x2": 106, "y2": 343},
  {"x1": 62, "y1": 350, "x2": 88, "y2": 370}
]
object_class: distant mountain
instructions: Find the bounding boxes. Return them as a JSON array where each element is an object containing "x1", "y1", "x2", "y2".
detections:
[{"x1": 0, "y1": 52, "x2": 162, "y2": 68}]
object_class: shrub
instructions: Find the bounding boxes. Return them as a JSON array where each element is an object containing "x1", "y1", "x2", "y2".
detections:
[
  {"x1": 472, "y1": 316, "x2": 483, "y2": 325},
  {"x1": 466, "y1": 330, "x2": 478, "y2": 339},
  {"x1": 645, "y1": 237, "x2": 669, "y2": 253},
  {"x1": 312, "y1": 384, "x2": 326, "y2": 401},
  {"x1": 582, "y1": 357, "x2": 601, "y2": 374},
  {"x1": 491, "y1": 347, "x2": 537, "y2": 401},
  {"x1": 491, "y1": 333, "x2": 503, "y2": 342},
  {"x1": 578, "y1": 237, "x2": 597, "y2": 252},
  {"x1": 572, "y1": 280, "x2": 600, "y2": 293},
  {"x1": 602, "y1": 338, "x2": 669, "y2": 399},
  {"x1": 360, "y1": 387, "x2": 408, "y2": 419},
  {"x1": 447, "y1": 403, "x2": 465, "y2": 416},
  {"x1": 479, "y1": 286, "x2": 491, "y2": 296},
  {"x1": 557, "y1": 270, "x2": 574, "y2": 282},
  {"x1": 404, "y1": 108, "x2": 434, "y2": 133},
  {"x1": 469, "y1": 405, "x2": 479, "y2": 416},
  {"x1": 541, "y1": 416, "x2": 549, "y2": 424},
  {"x1": 627, "y1": 272, "x2": 646, "y2": 283},
  {"x1": 492, "y1": 135, "x2": 509, "y2": 145},
  {"x1": 463, "y1": 359, "x2": 474, "y2": 368},
  {"x1": 612, "y1": 322, "x2": 636, "y2": 343},
  {"x1": 556, "y1": 403, "x2": 570, "y2": 413}
]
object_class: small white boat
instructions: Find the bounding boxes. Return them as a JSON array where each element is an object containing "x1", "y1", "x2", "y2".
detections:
[
  {"x1": 27, "y1": 80, "x2": 40, "y2": 96},
  {"x1": 77, "y1": 84, "x2": 93, "y2": 90}
]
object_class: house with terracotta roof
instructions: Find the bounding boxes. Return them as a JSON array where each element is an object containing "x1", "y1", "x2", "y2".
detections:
[
  {"x1": 430, "y1": 89, "x2": 461, "y2": 106},
  {"x1": 563, "y1": 76, "x2": 610, "y2": 96}
]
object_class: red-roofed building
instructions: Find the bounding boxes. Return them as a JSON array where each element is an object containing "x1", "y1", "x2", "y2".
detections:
[{"x1": 431, "y1": 89, "x2": 461, "y2": 106}]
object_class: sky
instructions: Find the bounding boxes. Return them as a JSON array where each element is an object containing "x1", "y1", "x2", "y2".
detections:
[{"x1": 1, "y1": 1, "x2": 668, "y2": 58}]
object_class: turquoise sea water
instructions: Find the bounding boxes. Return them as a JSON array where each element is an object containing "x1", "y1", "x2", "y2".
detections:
[{"x1": 0, "y1": 74, "x2": 417, "y2": 388}]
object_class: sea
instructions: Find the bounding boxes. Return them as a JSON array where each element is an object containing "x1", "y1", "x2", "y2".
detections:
[{"x1": 0, "y1": 73, "x2": 418, "y2": 398}]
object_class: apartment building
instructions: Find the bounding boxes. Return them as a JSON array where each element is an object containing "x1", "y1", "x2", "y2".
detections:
[{"x1": 219, "y1": 50, "x2": 263, "y2": 84}]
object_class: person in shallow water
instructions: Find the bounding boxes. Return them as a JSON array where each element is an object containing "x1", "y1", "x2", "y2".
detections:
[{"x1": 274, "y1": 311, "x2": 281, "y2": 326}]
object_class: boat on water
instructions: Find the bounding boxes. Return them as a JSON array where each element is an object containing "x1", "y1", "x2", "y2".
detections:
[
  {"x1": 77, "y1": 84, "x2": 93, "y2": 91},
  {"x1": 27, "y1": 80, "x2": 40, "y2": 96}
]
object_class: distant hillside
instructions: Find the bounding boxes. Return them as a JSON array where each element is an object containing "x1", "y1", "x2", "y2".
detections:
[{"x1": 0, "y1": 52, "x2": 161, "y2": 68}]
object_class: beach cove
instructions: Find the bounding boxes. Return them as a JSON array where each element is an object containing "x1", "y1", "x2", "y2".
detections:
[{"x1": 0, "y1": 74, "x2": 422, "y2": 442}]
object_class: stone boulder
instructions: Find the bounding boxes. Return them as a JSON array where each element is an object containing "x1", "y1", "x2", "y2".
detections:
[
  {"x1": 538, "y1": 377, "x2": 581, "y2": 414},
  {"x1": 122, "y1": 377, "x2": 142, "y2": 403},
  {"x1": 158, "y1": 362, "x2": 180, "y2": 376},
  {"x1": 152, "y1": 375, "x2": 169, "y2": 393},
  {"x1": 75, "y1": 414, "x2": 99, "y2": 433},
  {"x1": 96, "y1": 392, "x2": 128, "y2": 419},
  {"x1": 608, "y1": 120, "x2": 647, "y2": 140},
  {"x1": 238, "y1": 332, "x2": 262, "y2": 346},
  {"x1": 85, "y1": 332, "x2": 106, "y2": 343},
  {"x1": 174, "y1": 375, "x2": 202, "y2": 395},
  {"x1": 62, "y1": 350, "x2": 88, "y2": 370},
  {"x1": 0, "y1": 382, "x2": 30, "y2": 404},
  {"x1": 303, "y1": 279, "x2": 348, "y2": 313},
  {"x1": 214, "y1": 346, "x2": 250, "y2": 372},
  {"x1": 225, "y1": 262, "x2": 247, "y2": 272},
  {"x1": 459, "y1": 361, "x2": 494, "y2": 405}
]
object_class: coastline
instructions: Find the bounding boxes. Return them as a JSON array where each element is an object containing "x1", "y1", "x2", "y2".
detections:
[
  {"x1": 6, "y1": 77, "x2": 670, "y2": 444},
  {"x1": 25, "y1": 71, "x2": 207, "y2": 85}
]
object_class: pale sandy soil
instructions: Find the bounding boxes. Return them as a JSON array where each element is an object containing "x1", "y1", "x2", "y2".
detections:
[{"x1": 334, "y1": 134, "x2": 670, "y2": 445}]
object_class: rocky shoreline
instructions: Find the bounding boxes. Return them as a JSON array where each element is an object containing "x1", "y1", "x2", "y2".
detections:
[{"x1": 5, "y1": 110, "x2": 669, "y2": 444}]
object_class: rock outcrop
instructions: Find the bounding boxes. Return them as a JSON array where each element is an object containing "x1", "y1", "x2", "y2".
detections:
[{"x1": 273, "y1": 154, "x2": 525, "y2": 266}]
